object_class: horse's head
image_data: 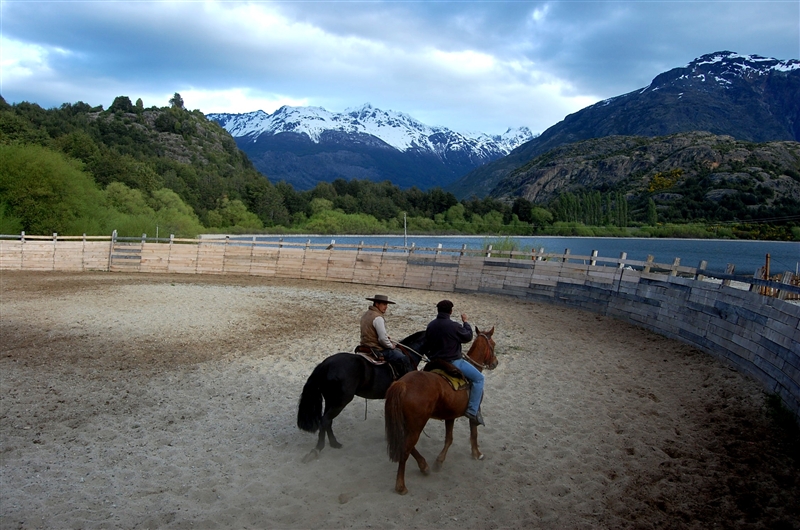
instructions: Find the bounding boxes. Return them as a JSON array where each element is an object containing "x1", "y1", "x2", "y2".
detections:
[
  {"x1": 397, "y1": 330, "x2": 428, "y2": 369},
  {"x1": 466, "y1": 326, "x2": 498, "y2": 371}
]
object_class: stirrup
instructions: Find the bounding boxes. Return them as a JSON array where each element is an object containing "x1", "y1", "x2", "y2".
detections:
[{"x1": 465, "y1": 409, "x2": 485, "y2": 426}]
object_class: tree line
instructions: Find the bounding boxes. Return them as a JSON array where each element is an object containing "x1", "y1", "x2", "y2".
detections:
[{"x1": 1, "y1": 94, "x2": 797, "y2": 240}]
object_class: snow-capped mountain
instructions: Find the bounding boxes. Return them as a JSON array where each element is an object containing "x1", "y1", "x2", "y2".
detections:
[
  {"x1": 207, "y1": 104, "x2": 533, "y2": 190},
  {"x1": 649, "y1": 51, "x2": 799, "y2": 90},
  {"x1": 449, "y1": 51, "x2": 800, "y2": 199}
]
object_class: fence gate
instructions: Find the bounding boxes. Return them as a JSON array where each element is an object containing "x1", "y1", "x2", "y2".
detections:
[{"x1": 109, "y1": 233, "x2": 143, "y2": 272}]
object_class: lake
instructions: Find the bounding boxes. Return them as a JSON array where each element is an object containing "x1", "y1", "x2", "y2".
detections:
[{"x1": 248, "y1": 235, "x2": 799, "y2": 277}]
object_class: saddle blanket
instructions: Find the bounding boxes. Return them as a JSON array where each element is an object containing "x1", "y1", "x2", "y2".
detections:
[{"x1": 430, "y1": 368, "x2": 469, "y2": 391}]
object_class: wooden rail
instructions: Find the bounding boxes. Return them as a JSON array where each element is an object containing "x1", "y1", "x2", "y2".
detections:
[
  {"x1": 2, "y1": 231, "x2": 799, "y2": 419},
  {"x1": 1, "y1": 232, "x2": 796, "y2": 299}
]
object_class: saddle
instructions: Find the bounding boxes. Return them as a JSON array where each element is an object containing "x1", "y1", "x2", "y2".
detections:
[
  {"x1": 353, "y1": 345, "x2": 413, "y2": 381},
  {"x1": 353, "y1": 344, "x2": 385, "y2": 364},
  {"x1": 423, "y1": 360, "x2": 469, "y2": 391}
]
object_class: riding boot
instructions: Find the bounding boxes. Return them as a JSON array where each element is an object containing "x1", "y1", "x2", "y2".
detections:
[
  {"x1": 390, "y1": 361, "x2": 405, "y2": 380},
  {"x1": 402, "y1": 357, "x2": 413, "y2": 375}
]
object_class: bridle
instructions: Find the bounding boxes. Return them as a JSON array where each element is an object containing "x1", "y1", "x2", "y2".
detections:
[{"x1": 462, "y1": 332, "x2": 496, "y2": 371}]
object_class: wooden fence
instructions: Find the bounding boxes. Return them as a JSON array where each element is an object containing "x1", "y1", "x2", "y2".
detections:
[
  {"x1": 1, "y1": 232, "x2": 798, "y2": 300},
  {"x1": 2, "y1": 231, "x2": 799, "y2": 418}
]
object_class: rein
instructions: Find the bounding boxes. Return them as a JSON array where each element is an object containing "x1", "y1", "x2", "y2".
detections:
[
  {"x1": 462, "y1": 333, "x2": 495, "y2": 370},
  {"x1": 397, "y1": 342, "x2": 430, "y2": 363}
]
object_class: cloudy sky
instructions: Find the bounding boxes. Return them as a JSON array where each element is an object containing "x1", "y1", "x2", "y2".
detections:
[{"x1": 1, "y1": 1, "x2": 798, "y2": 135}]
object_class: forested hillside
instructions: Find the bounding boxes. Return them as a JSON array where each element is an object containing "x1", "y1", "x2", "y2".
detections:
[
  {"x1": 492, "y1": 132, "x2": 800, "y2": 239},
  {"x1": 1, "y1": 95, "x2": 798, "y2": 240},
  {"x1": 0, "y1": 95, "x2": 486, "y2": 236}
]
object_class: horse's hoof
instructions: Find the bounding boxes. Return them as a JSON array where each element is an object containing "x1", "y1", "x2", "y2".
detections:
[
  {"x1": 302, "y1": 449, "x2": 319, "y2": 463},
  {"x1": 475, "y1": 453, "x2": 485, "y2": 461},
  {"x1": 330, "y1": 441, "x2": 343, "y2": 449},
  {"x1": 433, "y1": 461, "x2": 443, "y2": 472},
  {"x1": 396, "y1": 487, "x2": 408, "y2": 495}
]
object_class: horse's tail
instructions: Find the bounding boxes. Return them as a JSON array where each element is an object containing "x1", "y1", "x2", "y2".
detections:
[
  {"x1": 297, "y1": 364, "x2": 325, "y2": 433},
  {"x1": 385, "y1": 381, "x2": 408, "y2": 463}
]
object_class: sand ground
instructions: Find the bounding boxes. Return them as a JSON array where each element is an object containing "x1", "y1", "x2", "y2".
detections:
[{"x1": 1, "y1": 271, "x2": 798, "y2": 529}]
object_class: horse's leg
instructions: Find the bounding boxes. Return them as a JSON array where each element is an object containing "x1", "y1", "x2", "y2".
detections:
[
  {"x1": 406, "y1": 417, "x2": 430, "y2": 476},
  {"x1": 433, "y1": 418, "x2": 455, "y2": 471},
  {"x1": 396, "y1": 416, "x2": 430, "y2": 494},
  {"x1": 320, "y1": 402, "x2": 349, "y2": 449},
  {"x1": 410, "y1": 447, "x2": 430, "y2": 476},
  {"x1": 395, "y1": 438, "x2": 430, "y2": 495},
  {"x1": 395, "y1": 454, "x2": 409, "y2": 495},
  {"x1": 469, "y1": 419, "x2": 484, "y2": 460}
]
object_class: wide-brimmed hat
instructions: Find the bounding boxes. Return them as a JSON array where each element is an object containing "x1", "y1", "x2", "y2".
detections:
[{"x1": 366, "y1": 294, "x2": 396, "y2": 304}]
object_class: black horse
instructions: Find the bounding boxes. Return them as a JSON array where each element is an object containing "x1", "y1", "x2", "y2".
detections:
[{"x1": 297, "y1": 330, "x2": 427, "y2": 462}]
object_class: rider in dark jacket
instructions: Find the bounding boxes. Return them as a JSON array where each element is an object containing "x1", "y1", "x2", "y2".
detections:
[{"x1": 424, "y1": 299, "x2": 485, "y2": 425}]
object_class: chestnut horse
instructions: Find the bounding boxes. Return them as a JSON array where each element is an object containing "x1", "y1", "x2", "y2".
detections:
[{"x1": 384, "y1": 326, "x2": 498, "y2": 494}]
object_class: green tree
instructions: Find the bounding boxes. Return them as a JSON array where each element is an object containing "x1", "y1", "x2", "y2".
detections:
[
  {"x1": 615, "y1": 192, "x2": 629, "y2": 228},
  {"x1": 444, "y1": 203, "x2": 466, "y2": 228},
  {"x1": 512, "y1": 197, "x2": 534, "y2": 223},
  {"x1": 309, "y1": 197, "x2": 334, "y2": 215},
  {"x1": 0, "y1": 143, "x2": 111, "y2": 234},
  {"x1": 206, "y1": 197, "x2": 263, "y2": 231},
  {"x1": 530, "y1": 207, "x2": 553, "y2": 227},
  {"x1": 646, "y1": 198, "x2": 658, "y2": 226},
  {"x1": 150, "y1": 188, "x2": 204, "y2": 236},
  {"x1": 169, "y1": 92, "x2": 185, "y2": 110},
  {"x1": 109, "y1": 96, "x2": 134, "y2": 114},
  {"x1": 105, "y1": 182, "x2": 153, "y2": 215}
]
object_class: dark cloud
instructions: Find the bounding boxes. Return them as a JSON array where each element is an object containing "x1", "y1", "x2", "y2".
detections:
[{"x1": 2, "y1": 0, "x2": 797, "y2": 134}]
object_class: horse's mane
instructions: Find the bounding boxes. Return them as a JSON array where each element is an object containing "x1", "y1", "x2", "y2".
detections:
[{"x1": 423, "y1": 359, "x2": 462, "y2": 378}]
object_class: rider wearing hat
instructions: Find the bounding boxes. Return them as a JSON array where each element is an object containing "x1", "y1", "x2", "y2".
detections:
[
  {"x1": 424, "y1": 299, "x2": 485, "y2": 425},
  {"x1": 360, "y1": 294, "x2": 413, "y2": 378}
]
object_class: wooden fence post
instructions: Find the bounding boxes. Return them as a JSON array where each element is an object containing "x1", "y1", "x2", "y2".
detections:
[
  {"x1": 618, "y1": 252, "x2": 627, "y2": 269},
  {"x1": 670, "y1": 257, "x2": 680, "y2": 276},
  {"x1": 170, "y1": 234, "x2": 175, "y2": 273},
  {"x1": 696, "y1": 260, "x2": 707, "y2": 281},
  {"x1": 749, "y1": 268, "x2": 762, "y2": 293},
  {"x1": 644, "y1": 255, "x2": 654, "y2": 273},
  {"x1": 590, "y1": 250, "x2": 598, "y2": 266},
  {"x1": 52, "y1": 233, "x2": 57, "y2": 271},
  {"x1": 719, "y1": 263, "x2": 734, "y2": 288},
  {"x1": 108, "y1": 230, "x2": 117, "y2": 271},
  {"x1": 777, "y1": 271, "x2": 794, "y2": 300}
]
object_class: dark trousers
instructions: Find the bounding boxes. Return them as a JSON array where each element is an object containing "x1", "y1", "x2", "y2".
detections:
[{"x1": 380, "y1": 348, "x2": 412, "y2": 375}]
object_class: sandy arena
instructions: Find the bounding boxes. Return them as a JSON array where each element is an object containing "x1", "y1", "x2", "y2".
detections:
[{"x1": 1, "y1": 271, "x2": 798, "y2": 529}]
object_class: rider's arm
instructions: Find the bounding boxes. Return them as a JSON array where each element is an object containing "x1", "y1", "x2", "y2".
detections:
[
  {"x1": 373, "y1": 317, "x2": 394, "y2": 349},
  {"x1": 456, "y1": 321, "x2": 473, "y2": 343}
]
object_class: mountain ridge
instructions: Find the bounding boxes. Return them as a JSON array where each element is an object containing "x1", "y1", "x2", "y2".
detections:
[
  {"x1": 208, "y1": 104, "x2": 534, "y2": 190},
  {"x1": 448, "y1": 51, "x2": 800, "y2": 199}
]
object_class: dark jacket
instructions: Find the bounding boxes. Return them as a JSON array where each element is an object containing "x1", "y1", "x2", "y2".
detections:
[{"x1": 425, "y1": 312, "x2": 473, "y2": 362}]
